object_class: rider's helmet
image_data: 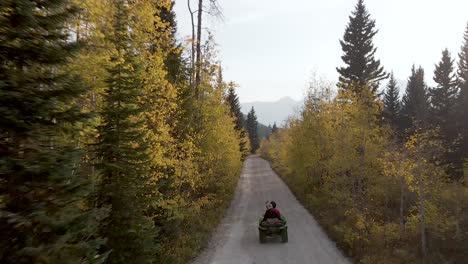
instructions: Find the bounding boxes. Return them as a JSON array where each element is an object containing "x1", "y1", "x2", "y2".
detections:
[{"x1": 270, "y1": 201, "x2": 277, "y2": 208}]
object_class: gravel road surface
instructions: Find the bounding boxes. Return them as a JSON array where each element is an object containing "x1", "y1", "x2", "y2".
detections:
[{"x1": 191, "y1": 155, "x2": 350, "y2": 264}]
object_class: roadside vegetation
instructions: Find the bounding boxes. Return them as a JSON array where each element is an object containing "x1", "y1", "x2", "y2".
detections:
[
  {"x1": 0, "y1": 0, "x2": 250, "y2": 263},
  {"x1": 259, "y1": 1, "x2": 468, "y2": 263}
]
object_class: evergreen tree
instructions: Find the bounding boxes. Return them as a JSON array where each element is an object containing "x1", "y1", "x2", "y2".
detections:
[
  {"x1": 400, "y1": 65, "x2": 429, "y2": 134},
  {"x1": 246, "y1": 107, "x2": 260, "y2": 153},
  {"x1": 272, "y1": 123, "x2": 278, "y2": 134},
  {"x1": 257, "y1": 122, "x2": 273, "y2": 140},
  {"x1": 97, "y1": 1, "x2": 156, "y2": 262},
  {"x1": 457, "y1": 23, "x2": 468, "y2": 166},
  {"x1": 266, "y1": 124, "x2": 272, "y2": 139},
  {"x1": 337, "y1": 0, "x2": 387, "y2": 94},
  {"x1": 383, "y1": 72, "x2": 400, "y2": 127},
  {"x1": 158, "y1": 1, "x2": 187, "y2": 86},
  {"x1": 226, "y1": 83, "x2": 245, "y2": 130},
  {"x1": 0, "y1": 0, "x2": 106, "y2": 262},
  {"x1": 429, "y1": 49, "x2": 461, "y2": 178},
  {"x1": 430, "y1": 49, "x2": 458, "y2": 127},
  {"x1": 226, "y1": 83, "x2": 249, "y2": 159}
]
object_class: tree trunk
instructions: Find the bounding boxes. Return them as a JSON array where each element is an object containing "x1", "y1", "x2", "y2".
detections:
[
  {"x1": 455, "y1": 183, "x2": 462, "y2": 239},
  {"x1": 399, "y1": 175, "x2": 405, "y2": 240},
  {"x1": 187, "y1": 0, "x2": 195, "y2": 88},
  {"x1": 76, "y1": 14, "x2": 81, "y2": 41},
  {"x1": 195, "y1": 0, "x2": 203, "y2": 96},
  {"x1": 418, "y1": 168, "x2": 427, "y2": 262}
]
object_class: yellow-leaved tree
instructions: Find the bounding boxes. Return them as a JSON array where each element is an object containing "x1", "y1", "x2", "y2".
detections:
[{"x1": 261, "y1": 78, "x2": 468, "y2": 263}]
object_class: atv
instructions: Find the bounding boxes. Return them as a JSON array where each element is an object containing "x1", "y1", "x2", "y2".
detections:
[{"x1": 258, "y1": 216, "x2": 288, "y2": 243}]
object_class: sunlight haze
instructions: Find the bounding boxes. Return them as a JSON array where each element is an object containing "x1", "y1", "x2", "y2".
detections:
[{"x1": 174, "y1": 0, "x2": 468, "y2": 102}]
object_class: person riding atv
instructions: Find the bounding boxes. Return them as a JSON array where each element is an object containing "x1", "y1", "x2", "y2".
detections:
[
  {"x1": 262, "y1": 201, "x2": 282, "y2": 222},
  {"x1": 271, "y1": 201, "x2": 282, "y2": 219},
  {"x1": 259, "y1": 201, "x2": 288, "y2": 243}
]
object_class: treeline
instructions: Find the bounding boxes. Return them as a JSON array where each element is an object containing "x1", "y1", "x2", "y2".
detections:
[
  {"x1": 0, "y1": 0, "x2": 249, "y2": 263},
  {"x1": 260, "y1": 0, "x2": 467, "y2": 263}
]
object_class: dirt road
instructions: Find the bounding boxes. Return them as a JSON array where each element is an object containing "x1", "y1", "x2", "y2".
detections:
[{"x1": 191, "y1": 156, "x2": 350, "y2": 264}]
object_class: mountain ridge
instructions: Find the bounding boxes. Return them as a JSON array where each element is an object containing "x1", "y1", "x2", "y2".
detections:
[{"x1": 241, "y1": 96, "x2": 303, "y2": 126}]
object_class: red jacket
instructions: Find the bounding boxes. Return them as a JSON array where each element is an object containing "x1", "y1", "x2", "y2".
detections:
[
  {"x1": 263, "y1": 208, "x2": 281, "y2": 221},
  {"x1": 272, "y1": 208, "x2": 282, "y2": 218}
]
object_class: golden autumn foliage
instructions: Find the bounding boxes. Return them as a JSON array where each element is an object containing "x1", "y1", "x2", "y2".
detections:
[
  {"x1": 260, "y1": 80, "x2": 468, "y2": 263},
  {"x1": 65, "y1": 0, "x2": 244, "y2": 263}
]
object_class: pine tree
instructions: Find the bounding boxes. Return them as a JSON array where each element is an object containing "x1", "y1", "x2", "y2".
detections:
[
  {"x1": 400, "y1": 66, "x2": 429, "y2": 134},
  {"x1": 337, "y1": 0, "x2": 387, "y2": 94},
  {"x1": 158, "y1": 1, "x2": 187, "y2": 86},
  {"x1": 246, "y1": 107, "x2": 260, "y2": 153},
  {"x1": 0, "y1": 0, "x2": 106, "y2": 262},
  {"x1": 457, "y1": 23, "x2": 468, "y2": 166},
  {"x1": 266, "y1": 124, "x2": 272, "y2": 139},
  {"x1": 383, "y1": 72, "x2": 400, "y2": 127},
  {"x1": 226, "y1": 83, "x2": 245, "y2": 131},
  {"x1": 226, "y1": 83, "x2": 249, "y2": 159},
  {"x1": 429, "y1": 49, "x2": 461, "y2": 178},
  {"x1": 430, "y1": 49, "x2": 458, "y2": 127},
  {"x1": 272, "y1": 123, "x2": 278, "y2": 134},
  {"x1": 97, "y1": 1, "x2": 157, "y2": 262}
]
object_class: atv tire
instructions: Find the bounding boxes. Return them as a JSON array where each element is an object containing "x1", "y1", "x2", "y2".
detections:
[
  {"x1": 281, "y1": 228, "x2": 288, "y2": 243},
  {"x1": 259, "y1": 230, "x2": 267, "y2": 243}
]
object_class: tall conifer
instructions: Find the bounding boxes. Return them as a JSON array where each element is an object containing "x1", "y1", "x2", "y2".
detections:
[
  {"x1": 0, "y1": 0, "x2": 106, "y2": 262},
  {"x1": 246, "y1": 107, "x2": 260, "y2": 153},
  {"x1": 400, "y1": 66, "x2": 429, "y2": 134},
  {"x1": 429, "y1": 49, "x2": 461, "y2": 178},
  {"x1": 97, "y1": 1, "x2": 157, "y2": 262},
  {"x1": 226, "y1": 84, "x2": 245, "y2": 131},
  {"x1": 226, "y1": 83, "x2": 249, "y2": 159},
  {"x1": 272, "y1": 123, "x2": 278, "y2": 134},
  {"x1": 383, "y1": 72, "x2": 400, "y2": 127},
  {"x1": 457, "y1": 23, "x2": 468, "y2": 165},
  {"x1": 158, "y1": 1, "x2": 186, "y2": 85},
  {"x1": 430, "y1": 49, "x2": 458, "y2": 127},
  {"x1": 337, "y1": 0, "x2": 387, "y2": 94}
]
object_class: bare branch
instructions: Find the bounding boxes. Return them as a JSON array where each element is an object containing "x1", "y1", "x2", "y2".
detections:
[
  {"x1": 205, "y1": 0, "x2": 224, "y2": 21},
  {"x1": 188, "y1": 0, "x2": 196, "y2": 87}
]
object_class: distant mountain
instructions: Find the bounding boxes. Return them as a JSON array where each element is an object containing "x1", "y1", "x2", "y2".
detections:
[{"x1": 241, "y1": 97, "x2": 303, "y2": 126}]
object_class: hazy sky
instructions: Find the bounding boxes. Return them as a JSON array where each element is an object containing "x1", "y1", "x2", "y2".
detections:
[{"x1": 174, "y1": 0, "x2": 468, "y2": 103}]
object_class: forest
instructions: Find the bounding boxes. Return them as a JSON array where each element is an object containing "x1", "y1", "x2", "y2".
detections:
[
  {"x1": 0, "y1": 0, "x2": 253, "y2": 263},
  {"x1": 1, "y1": 0, "x2": 467, "y2": 263},
  {"x1": 259, "y1": 1, "x2": 468, "y2": 263}
]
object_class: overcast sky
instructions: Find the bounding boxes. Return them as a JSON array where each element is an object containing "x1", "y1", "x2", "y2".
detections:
[{"x1": 174, "y1": 0, "x2": 468, "y2": 103}]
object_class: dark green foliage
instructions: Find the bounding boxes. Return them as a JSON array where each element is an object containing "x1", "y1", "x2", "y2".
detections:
[
  {"x1": 382, "y1": 72, "x2": 400, "y2": 127},
  {"x1": 430, "y1": 49, "x2": 461, "y2": 178},
  {"x1": 266, "y1": 124, "x2": 272, "y2": 139},
  {"x1": 257, "y1": 122, "x2": 273, "y2": 140},
  {"x1": 226, "y1": 84, "x2": 246, "y2": 132},
  {"x1": 272, "y1": 123, "x2": 278, "y2": 134},
  {"x1": 160, "y1": 1, "x2": 177, "y2": 43},
  {"x1": 0, "y1": 0, "x2": 106, "y2": 263},
  {"x1": 399, "y1": 65, "x2": 429, "y2": 134},
  {"x1": 247, "y1": 107, "x2": 260, "y2": 153},
  {"x1": 457, "y1": 23, "x2": 468, "y2": 160},
  {"x1": 96, "y1": 1, "x2": 157, "y2": 263},
  {"x1": 159, "y1": 1, "x2": 187, "y2": 86},
  {"x1": 226, "y1": 83, "x2": 249, "y2": 159},
  {"x1": 430, "y1": 49, "x2": 458, "y2": 125},
  {"x1": 337, "y1": 0, "x2": 387, "y2": 94},
  {"x1": 241, "y1": 113, "x2": 272, "y2": 140}
]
